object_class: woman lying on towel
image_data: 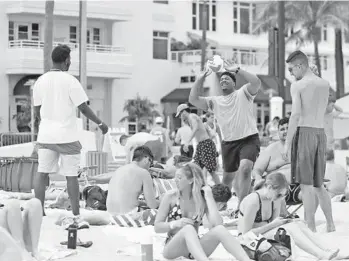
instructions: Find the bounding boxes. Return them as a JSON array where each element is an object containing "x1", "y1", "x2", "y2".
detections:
[
  {"x1": 0, "y1": 198, "x2": 43, "y2": 261},
  {"x1": 154, "y1": 162, "x2": 253, "y2": 261},
  {"x1": 238, "y1": 173, "x2": 349, "y2": 260}
]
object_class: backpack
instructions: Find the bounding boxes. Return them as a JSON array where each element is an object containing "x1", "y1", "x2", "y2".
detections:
[{"x1": 240, "y1": 231, "x2": 291, "y2": 261}]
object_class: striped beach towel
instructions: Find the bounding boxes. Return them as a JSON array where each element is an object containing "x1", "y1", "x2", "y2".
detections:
[
  {"x1": 153, "y1": 178, "x2": 176, "y2": 198},
  {"x1": 113, "y1": 209, "x2": 158, "y2": 227}
]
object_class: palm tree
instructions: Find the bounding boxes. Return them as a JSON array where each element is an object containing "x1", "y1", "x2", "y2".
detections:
[
  {"x1": 44, "y1": 0, "x2": 54, "y2": 73},
  {"x1": 255, "y1": 1, "x2": 348, "y2": 78},
  {"x1": 119, "y1": 94, "x2": 160, "y2": 132}
]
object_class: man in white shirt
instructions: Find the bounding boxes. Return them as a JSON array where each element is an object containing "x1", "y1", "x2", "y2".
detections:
[
  {"x1": 175, "y1": 120, "x2": 193, "y2": 158},
  {"x1": 150, "y1": 117, "x2": 172, "y2": 164},
  {"x1": 33, "y1": 45, "x2": 108, "y2": 226},
  {"x1": 119, "y1": 132, "x2": 163, "y2": 164},
  {"x1": 189, "y1": 61, "x2": 261, "y2": 210}
]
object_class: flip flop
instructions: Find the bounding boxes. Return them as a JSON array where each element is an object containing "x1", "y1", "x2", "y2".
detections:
[{"x1": 60, "y1": 239, "x2": 93, "y2": 248}]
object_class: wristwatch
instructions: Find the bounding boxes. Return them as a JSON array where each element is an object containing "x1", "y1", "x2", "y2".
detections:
[{"x1": 234, "y1": 67, "x2": 240, "y2": 74}]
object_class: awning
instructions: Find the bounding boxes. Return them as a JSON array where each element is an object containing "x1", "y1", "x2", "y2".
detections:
[{"x1": 161, "y1": 87, "x2": 209, "y2": 103}]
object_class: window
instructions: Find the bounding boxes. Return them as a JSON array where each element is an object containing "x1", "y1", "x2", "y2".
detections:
[
  {"x1": 18, "y1": 25, "x2": 29, "y2": 40},
  {"x1": 87, "y1": 28, "x2": 101, "y2": 45},
  {"x1": 31, "y1": 23, "x2": 39, "y2": 41},
  {"x1": 8, "y1": 21, "x2": 14, "y2": 41},
  {"x1": 92, "y1": 28, "x2": 100, "y2": 45},
  {"x1": 70, "y1": 26, "x2": 101, "y2": 45},
  {"x1": 232, "y1": 49, "x2": 257, "y2": 65},
  {"x1": 153, "y1": 31, "x2": 169, "y2": 60},
  {"x1": 154, "y1": 0, "x2": 168, "y2": 3},
  {"x1": 343, "y1": 27, "x2": 349, "y2": 43},
  {"x1": 322, "y1": 24, "x2": 327, "y2": 41},
  {"x1": 313, "y1": 25, "x2": 327, "y2": 42},
  {"x1": 232, "y1": 1, "x2": 256, "y2": 34},
  {"x1": 192, "y1": 0, "x2": 216, "y2": 32},
  {"x1": 69, "y1": 26, "x2": 77, "y2": 43},
  {"x1": 180, "y1": 76, "x2": 196, "y2": 83}
]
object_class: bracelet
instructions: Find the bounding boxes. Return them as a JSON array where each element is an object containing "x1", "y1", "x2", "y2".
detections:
[
  {"x1": 169, "y1": 221, "x2": 175, "y2": 230},
  {"x1": 234, "y1": 67, "x2": 240, "y2": 74},
  {"x1": 98, "y1": 122, "x2": 103, "y2": 126}
]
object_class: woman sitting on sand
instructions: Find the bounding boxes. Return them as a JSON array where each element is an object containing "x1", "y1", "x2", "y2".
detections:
[
  {"x1": 0, "y1": 198, "x2": 43, "y2": 261},
  {"x1": 238, "y1": 173, "x2": 349, "y2": 260},
  {"x1": 154, "y1": 162, "x2": 252, "y2": 261}
]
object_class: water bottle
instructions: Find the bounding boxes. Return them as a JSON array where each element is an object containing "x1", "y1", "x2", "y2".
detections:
[
  {"x1": 140, "y1": 230, "x2": 153, "y2": 261},
  {"x1": 67, "y1": 223, "x2": 78, "y2": 249}
]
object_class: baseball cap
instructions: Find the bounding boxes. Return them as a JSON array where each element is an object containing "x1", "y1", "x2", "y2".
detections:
[
  {"x1": 155, "y1": 117, "x2": 164, "y2": 124},
  {"x1": 175, "y1": 104, "x2": 189, "y2": 117}
]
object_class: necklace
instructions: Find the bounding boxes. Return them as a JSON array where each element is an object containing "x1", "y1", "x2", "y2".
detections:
[{"x1": 50, "y1": 69, "x2": 62, "y2": 72}]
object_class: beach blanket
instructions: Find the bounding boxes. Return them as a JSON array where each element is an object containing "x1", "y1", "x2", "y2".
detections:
[{"x1": 113, "y1": 209, "x2": 158, "y2": 227}]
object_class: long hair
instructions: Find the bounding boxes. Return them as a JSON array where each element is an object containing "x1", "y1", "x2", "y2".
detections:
[
  {"x1": 181, "y1": 163, "x2": 206, "y2": 223},
  {"x1": 253, "y1": 173, "x2": 288, "y2": 192}
]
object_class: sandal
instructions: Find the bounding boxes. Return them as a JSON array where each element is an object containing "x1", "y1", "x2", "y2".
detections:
[{"x1": 60, "y1": 238, "x2": 93, "y2": 248}]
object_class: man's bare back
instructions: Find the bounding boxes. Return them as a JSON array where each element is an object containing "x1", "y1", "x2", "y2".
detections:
[
  {"x1": 187, "y1": 113, "x2": 210, "y2": 142},
  {"x1": 106, "y1": 163, "x2": 157, "y2": 215},
  {"x1": 293, "y1": 74, "x2": 329, "y2": 128}
]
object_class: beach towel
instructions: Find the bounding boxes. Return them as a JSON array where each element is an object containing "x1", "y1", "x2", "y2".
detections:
[
  {"x1": 153, "y1": 178, "x2": 176, "y2": 198},
  {"x1": 113, "y1": 209, "x2": 158, "y2": 227}
]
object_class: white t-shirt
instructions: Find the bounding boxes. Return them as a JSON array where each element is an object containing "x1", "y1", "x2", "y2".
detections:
[
  {"x1": 204, "y1": 84, "x2": 258, "y2": 141},
  {"x1": 33, "y1": 71, "x2": 88, "y2": 144},
  {"x1": 175, "y1": 125, "x2": 192, "y2": 145}
]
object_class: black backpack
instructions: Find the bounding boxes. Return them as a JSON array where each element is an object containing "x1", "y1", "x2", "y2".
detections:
[{"x1": 241, "y1": 231, "x2": 291, "y2": 261}]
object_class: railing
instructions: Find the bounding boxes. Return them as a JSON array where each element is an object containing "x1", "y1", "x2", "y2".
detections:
[
  {"x1": 8, "y1": 40, "x2": 126, "y2": 54},
  {"x1": 171, "y1": 49, "x2": 269, "y2": 67},
  {"x1": 0, "y1": 132, "x2": 37, "y2": 147}
]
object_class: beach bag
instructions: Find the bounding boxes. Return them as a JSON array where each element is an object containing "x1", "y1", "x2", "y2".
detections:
[{"x1": 240, "y1": 232, "x2": 291, "y2": 261}]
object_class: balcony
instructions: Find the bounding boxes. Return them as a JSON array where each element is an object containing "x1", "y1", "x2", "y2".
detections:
[
  {"x1": 171, "y1": 49, "x2": 269, "y2": 75},
  {"x1": 5, "y1": 1, "x2": 132, "y2": 21},
  {"x1": 6, "y1": 40, "x2": 132, "y2": 78}
]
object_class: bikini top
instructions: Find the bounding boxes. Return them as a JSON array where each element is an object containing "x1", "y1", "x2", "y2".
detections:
[{"x1": 239, "y1": 192, "x2": 274, "y2": 223}]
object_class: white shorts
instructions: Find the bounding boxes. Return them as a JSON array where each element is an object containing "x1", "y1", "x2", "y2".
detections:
[{"x1": 37, "y1": 141, "x2": 82, "y2": 177}]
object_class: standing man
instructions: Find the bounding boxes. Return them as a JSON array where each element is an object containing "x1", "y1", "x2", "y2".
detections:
[
  {"x1": 284, "y1": 50, "x2": 335, "y2": 232},
  {"x1": 33, "y1": 45, "x2": 108, "y2": 226},
  {"x1": 175, "y1": 119, "x2": 194, "y2": 158},
  {"x1": 150, "y1": 117, "x2": 171, "y2": 164},
  {"x1": 175, "y1": 103, "x2": 220, "y2": 185},
  {"x1": 189, "y1": 62, "x2": 261, "y2": 211}
]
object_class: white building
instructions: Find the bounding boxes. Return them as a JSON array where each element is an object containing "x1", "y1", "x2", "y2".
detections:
[{"x1": 0, "y1": 0, "x2": 348, "y2": 135}]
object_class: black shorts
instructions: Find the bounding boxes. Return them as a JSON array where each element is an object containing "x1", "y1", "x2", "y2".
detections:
[
  {"x1": 193, "y1": 139, "x2": 217, "y2": 173},
  {"x1": 285, "y1": 183, "x2": 302, "y2": 205},
  {"x1": 221, "y1": 134, "x2": 260, "y2": 172}
]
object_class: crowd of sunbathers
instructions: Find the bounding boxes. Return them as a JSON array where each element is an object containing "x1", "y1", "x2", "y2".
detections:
[{"x1": 2, "y1": 47, "x2": 349, "y2": 261}]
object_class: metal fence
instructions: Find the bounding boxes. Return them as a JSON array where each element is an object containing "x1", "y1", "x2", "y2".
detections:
[{"x1": 0, "y1": 133, "x2": 37, "y2": 147}]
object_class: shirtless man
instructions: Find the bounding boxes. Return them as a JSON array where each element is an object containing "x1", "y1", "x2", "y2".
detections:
[
  {"x1": 252, "y1": 118, "x2": 302, "y2": 216},
  {"x1": 189, "y1": 61, "x2": 261, "y2": 211},
  {"x1": 284, "y1": 50, "x2": 335, "y2": 232},
  {"x1": 119, "y1": 132, "x2": 164, "y2": 164},
  {"x1": 175, "y1": 103, "x2": 220, "y2": 184},
  {"x1": 106, "y1": 146, "x2": 159, "y2": 215}
]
